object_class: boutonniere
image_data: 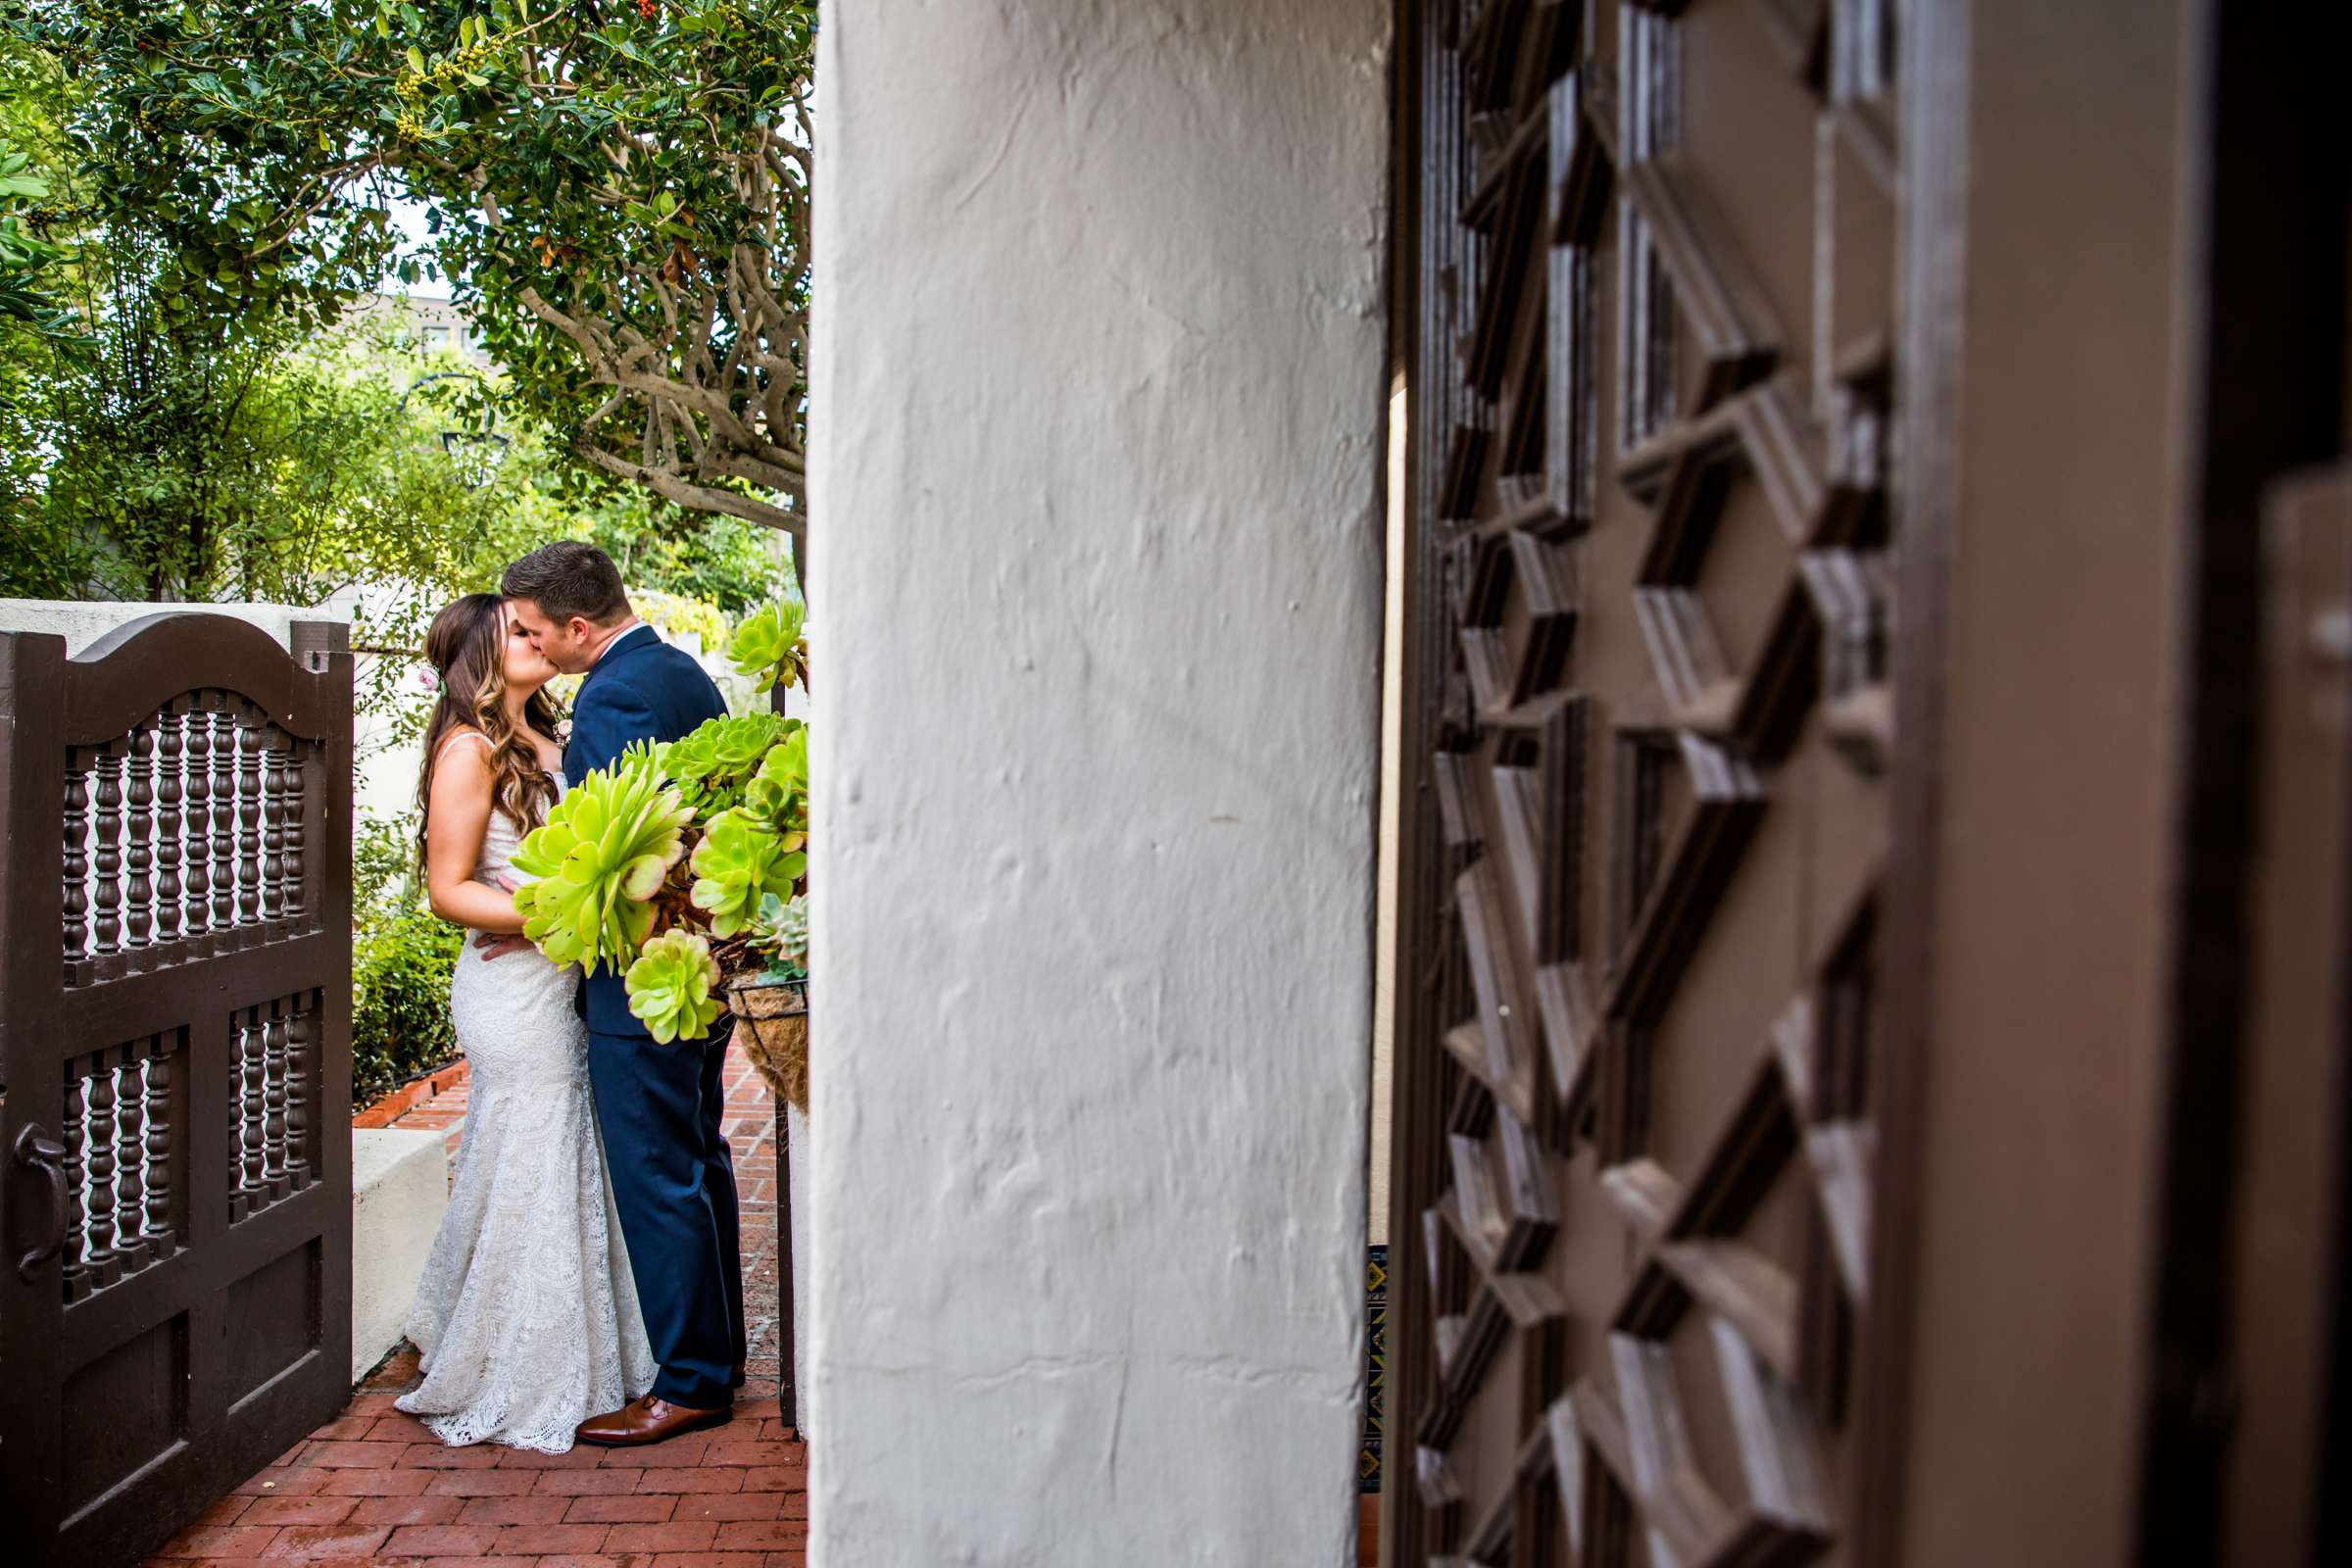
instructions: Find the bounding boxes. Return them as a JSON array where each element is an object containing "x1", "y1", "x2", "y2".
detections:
[{"x1": 555, "y1": 717, "x2": 574, "y2": 746}]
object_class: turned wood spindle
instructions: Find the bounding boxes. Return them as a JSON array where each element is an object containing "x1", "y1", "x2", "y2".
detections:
[
  {"x1": 85, "y1": 1062, "x2": 119, "y2": 1272},
  {"x1": 155, "y1": 711, "x2": 184, "y2": 945},
  {"x1": 180, "y1": 711, "x2": 211, "y2": 938},
  {"x1": 63, "y1": 757, "x2": 88, "y2": 965},
  {"x1": 235, "y1": 717, "x2": 263, "y2": 927},
  {"x1": 144, "y1": 1040, "x2": 174, "y2": 1249},
  {"x1": 240, "y1": 1008, "x2": 267, "y2": 1196},
  {"x1": 114, "y1": 1049, "x2": 147, "y2": 1269},
  {"x1": 261, "y1": 727, "x2": 286, "y2": 922},
  {"x1": 286, "y1": 997, "x2": 312, "y2": 1184},
  {"x1": 209, "y1": 710, "x2": 236, "y2": 934},
  {"x1": 62, "y1": 1070, "x2": 88, "y2": 1295},
  {"x1": 263, "y1": 1002, "x2": 289, "y2": 1183},
  {"x1": 226, "y1": 1013, "x2": 248, "y2": 1206},
  {"x1": 126, "y1": 726, "x2": 157, "y2": 951},
  {"x1": 280, "y1": 742, "x2": 307, "y2": 920},
  {"x1": 91, "y1": 749, "x2": 123, "y2": 958}
]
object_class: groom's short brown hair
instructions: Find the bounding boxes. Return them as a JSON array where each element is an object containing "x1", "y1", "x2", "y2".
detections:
[{"x1": 502, "y1": 542, "x2": 631, "y2": 626}]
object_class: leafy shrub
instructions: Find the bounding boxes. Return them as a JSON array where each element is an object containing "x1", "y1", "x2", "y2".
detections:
[
  {"x1": 351, "y1": 897, "x2": 464, "y2": 1107},
  {"x1": 354, "y1": 811, "x2": 416, "y2": 914}
]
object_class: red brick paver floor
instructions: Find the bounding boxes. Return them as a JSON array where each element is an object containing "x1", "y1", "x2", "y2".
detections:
[{"x1": 140, "y1": 1044, "x2": 799, "y2": 1567}]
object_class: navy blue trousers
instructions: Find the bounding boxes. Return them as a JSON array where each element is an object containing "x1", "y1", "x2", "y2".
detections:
[{"x1": 587, "y1": 1027, "x2": 747, "y2": 1409}]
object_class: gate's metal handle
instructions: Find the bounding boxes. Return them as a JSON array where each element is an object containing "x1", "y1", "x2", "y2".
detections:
[{"x1": 14, "y1": 1123, "x2": 69, "y2": 1283}]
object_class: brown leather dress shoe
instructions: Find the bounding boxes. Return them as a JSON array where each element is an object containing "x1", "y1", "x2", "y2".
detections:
[{"x1": 574, "y1": 1394, "x2": 733, "y2": 1447}]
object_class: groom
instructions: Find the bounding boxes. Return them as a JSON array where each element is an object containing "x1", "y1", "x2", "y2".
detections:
[{"x1": 497, "y1": 541, "x2": 748, "y2": 1446}]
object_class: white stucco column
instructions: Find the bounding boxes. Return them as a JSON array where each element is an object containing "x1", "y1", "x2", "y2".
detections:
[{"x1": 808, "y1": 2, "x2": 1391, "y2": 1561}]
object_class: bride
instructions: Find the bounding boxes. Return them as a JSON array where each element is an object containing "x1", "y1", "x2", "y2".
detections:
[{"x1": 393, "y1": 592, "x2": 657, "y2": 1450}]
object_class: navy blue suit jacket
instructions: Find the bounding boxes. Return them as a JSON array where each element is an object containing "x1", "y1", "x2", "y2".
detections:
[{"x1": 564, "y1": 623, "x2": 730, "y2": 1036}]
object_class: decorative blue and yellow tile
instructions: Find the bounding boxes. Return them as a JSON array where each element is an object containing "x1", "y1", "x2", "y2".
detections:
[{"x1": 1361, "y1": 1244, "x2": 1389, "y2": 1494}]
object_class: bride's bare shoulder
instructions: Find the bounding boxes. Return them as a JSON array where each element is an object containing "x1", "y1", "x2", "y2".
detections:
[
  {"x1": 428, "y1": 729, "x2": 495, "y2": 796},
  {"x1": 432, "y1": 728, "x2": 496, "y2": 770},
  {"x1": 433, "y1": 726, "x2": 495, "y2": 762}
]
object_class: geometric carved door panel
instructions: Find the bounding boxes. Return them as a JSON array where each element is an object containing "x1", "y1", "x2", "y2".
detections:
[{"x1": 1390, "y1": 3, "x2": 1902, "y2": 1561}]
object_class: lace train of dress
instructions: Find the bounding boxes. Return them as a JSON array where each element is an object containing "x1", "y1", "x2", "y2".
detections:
[{"x1": 396, "y1": 761, "x2": 656, "y2": 1451}]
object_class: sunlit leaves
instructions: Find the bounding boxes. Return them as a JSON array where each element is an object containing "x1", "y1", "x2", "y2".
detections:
[{"x1": 6, "y1": 0, "x2": 817, "y2": 520}]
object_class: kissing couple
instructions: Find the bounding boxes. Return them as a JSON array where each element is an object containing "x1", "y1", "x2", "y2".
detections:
[{"x1": 391, "y1": 540, "x2": 747, "y2": 1452}]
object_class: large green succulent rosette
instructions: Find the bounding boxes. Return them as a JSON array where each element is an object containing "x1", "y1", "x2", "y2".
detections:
[
  {"x1": 688, "y1": 807, "x2": 806, "y2": 938},
  {"x1": 729, "y1": 599, "x2": 808, "y2": 695},
  {"x1": 742, "y1": 725, "x2": 808, "y2": 847},
  {"x1": 625, "y1": 929, "x2": 726, "y2": 1045},
  {"x1": 509, "y1": 751, "x2": 695, "y2": 976},
  {"x1": 653, "y1": 711, "x2": 799, "y2": 816}
]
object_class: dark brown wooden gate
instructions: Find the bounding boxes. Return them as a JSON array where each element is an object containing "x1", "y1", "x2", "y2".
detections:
[
  {"x1": 1385, "y1": 0, "x2": 1917, "y2": 1559},
  {"x1": 0, "y1": 612, "x2": 354, "y2": 1568}
]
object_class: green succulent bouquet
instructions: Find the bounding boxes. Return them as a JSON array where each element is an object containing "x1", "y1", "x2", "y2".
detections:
[
  {"x1": 507, "y1": 602, "x2": 813, "y2": 1044},
  {"x1": 510, "y1": 750, "x2": 695, "y2": 974}
]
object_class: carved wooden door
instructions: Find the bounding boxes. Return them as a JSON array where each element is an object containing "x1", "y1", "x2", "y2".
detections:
[
  {"x1": 1387, "y1": 2, "x2": 1908, "y2": 1561},
  {"x1": 0, "y1": 614, "x2": 355, "y2": 1568}
]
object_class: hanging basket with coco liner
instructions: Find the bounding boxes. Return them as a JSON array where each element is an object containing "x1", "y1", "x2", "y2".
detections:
[
  {"x1": 727, "y1": 972, "x2": 808, "y2": 1115},
  {"x1": 710, "y1": 894, "x2": 808, "y2": 1113}
]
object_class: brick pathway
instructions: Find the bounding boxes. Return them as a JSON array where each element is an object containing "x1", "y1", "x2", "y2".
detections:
[{"x1": 141, "y1": 1044, "x2": 801, "y2": 1567}]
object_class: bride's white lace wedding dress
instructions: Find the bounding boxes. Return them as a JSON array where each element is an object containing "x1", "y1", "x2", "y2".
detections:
[{"x1": 397, "y1": 741, "x2": 657, "y2": 1450}]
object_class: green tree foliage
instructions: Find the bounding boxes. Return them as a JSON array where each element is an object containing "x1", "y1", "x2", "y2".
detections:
[
  {"x1": 0, "y1": 139, "x2": 75, "y2": 335},
  {"x1": 37, "y1": 277, "x2": 527, "y2": 603},
  {"x1": 0, "y1": 295, "x2": 780, "y2": 677},
  {"x1": 593, "y1": 507, "x2": 779, "y2": 617},
  {"x1": 10, "y1": 0, "x2": 816, "y2": 542},
  {"x1": 0, "y1": 37, "x2": 93, "y2": 589}
]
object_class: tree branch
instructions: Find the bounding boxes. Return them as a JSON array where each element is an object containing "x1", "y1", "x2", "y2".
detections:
[{"x1": 570, "y1": 438, "x2": 803, "y2": 536}]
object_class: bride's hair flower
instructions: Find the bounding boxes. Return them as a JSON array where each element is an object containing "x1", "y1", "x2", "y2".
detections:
[{"x1": 416, "y1": 664, "x2": 440, "y2": 693}]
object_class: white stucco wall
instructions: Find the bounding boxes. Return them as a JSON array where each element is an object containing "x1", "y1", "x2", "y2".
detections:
[
  {"x1": 808, "y1": 2, "x2": 1391, "y2": 1562},
  {"x1": 351, "y1": 1128, "x2": 452, "y2": 1379},
  {"x1": 0, "y1": 599, "x2": 323, "y2": 655},
  {"x1": 0, "y1": 596, "x2": 422, "y2": 821}
]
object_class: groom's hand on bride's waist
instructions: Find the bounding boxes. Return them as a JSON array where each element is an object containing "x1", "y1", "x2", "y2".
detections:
[{"x1": 475, "y1": 871, "x2": 532, "y2": 959}]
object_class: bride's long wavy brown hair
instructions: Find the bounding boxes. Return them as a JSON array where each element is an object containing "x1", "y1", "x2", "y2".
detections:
[{"x1": 416, "y1": 593, "x2": 564, "y2": 874}]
